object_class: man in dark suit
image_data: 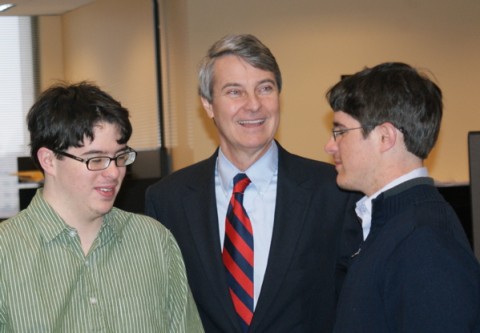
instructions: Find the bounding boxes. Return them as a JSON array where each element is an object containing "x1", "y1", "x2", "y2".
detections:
[{"x1": 145, "y1": 34, "x2": 362, "y2": 333}]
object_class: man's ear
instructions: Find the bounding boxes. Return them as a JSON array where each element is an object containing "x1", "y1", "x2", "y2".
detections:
[
  {"x1": 37, "y1": 147, "x2": 56, "y2": 175},
  {"x1": 201, "y1": 97, "x2": 215, "y2": 119},
  {"x1": 377, "y1": 122, "x2": 398, "y2": 152}
]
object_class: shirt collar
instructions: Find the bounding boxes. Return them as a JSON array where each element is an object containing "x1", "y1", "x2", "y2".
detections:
[
  {"x1": 217, "y1": 141, "x2": 278, "y2": 196},
  {"x1": 27, "y1": 188, "x2": 126, "y2": 244},
  {"x1": 101, "y1": 208, "x2": 127, "y2": 242},
  {"x1": 355, "y1": 167, "x2": 429, "y2": 225},
  {"x1": 26, "y1": 189, "x2": 71, "y2": 242}
]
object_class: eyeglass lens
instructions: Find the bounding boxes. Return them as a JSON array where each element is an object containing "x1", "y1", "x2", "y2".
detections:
[{"x1": 86, "y1": 151, "x2": 136, "y2": 170}]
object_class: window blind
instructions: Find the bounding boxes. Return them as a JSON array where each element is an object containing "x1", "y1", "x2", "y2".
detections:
[{"x1": 0, "y1": 16, "x2": 36, "y2": 218}]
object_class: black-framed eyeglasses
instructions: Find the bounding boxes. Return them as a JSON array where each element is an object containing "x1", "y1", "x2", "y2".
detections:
[
  {"x1": 332, "y1": 127, "x2": 364, "y2": 141},
  {"x1": 53, "y1": 148, "x2": 137, "y2": 171}
]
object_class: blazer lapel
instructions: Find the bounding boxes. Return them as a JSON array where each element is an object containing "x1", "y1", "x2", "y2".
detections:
[
  {"x1": 251, "y1": 146, "x2": 313, "y2": 328},
  {"x1": 181, "y1": 153, "x2": 242, "y2": 331}
]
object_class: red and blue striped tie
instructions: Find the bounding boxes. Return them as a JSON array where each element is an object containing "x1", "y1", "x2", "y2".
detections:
[{"x1": 223, "y1": 173, "x2": 254, "y2": 331}]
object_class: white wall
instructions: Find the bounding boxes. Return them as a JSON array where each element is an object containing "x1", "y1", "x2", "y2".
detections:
[
  {"x1": 40, "y1": 0, "x2": 160, "y2": 151},
  {"x1": 39, "y1": 0, "x2": 480, "y2": 183},
  {"x1": 161, "y1": 0, "x2": 480, "y2": 183}
]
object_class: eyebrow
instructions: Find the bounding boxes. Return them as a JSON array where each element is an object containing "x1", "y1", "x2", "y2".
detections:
[
  {"x1": 80, "y1": 146, "x2": 130, "y2": 157},
  {"x1": 220, "y1": 82, "x2": 242, "y2": 91},
  {"x1": 220, "y1": 78, "x2": 277, "y2": 91},
  {"x1": 258, "y1": 78, "x2": 276, "y2": 86}
]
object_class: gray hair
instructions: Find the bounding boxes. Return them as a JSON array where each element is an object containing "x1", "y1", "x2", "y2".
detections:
[{"x1": 198, "y1": 34, "x2": 282, "y2": 103}]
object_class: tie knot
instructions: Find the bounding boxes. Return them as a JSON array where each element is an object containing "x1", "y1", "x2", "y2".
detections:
[{"x1": 233, "y1": 173, "x2": 251, "y2": 194}]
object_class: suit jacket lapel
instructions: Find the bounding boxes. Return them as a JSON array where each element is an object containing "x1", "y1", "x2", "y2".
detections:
[
  {"x1": 251, "y1": 145, "x2": 313, "y2": 328},
  {"x1": 181, "y1": 152, "x2": 242, "y2": 331}
]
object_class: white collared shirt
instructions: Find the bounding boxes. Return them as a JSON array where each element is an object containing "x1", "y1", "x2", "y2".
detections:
[
  {"x1": 355, "y1": 167, "x2": 429, "y2": 240},
  {"x1": 215, "y1": 142, "x2": 278, "y2": 309}
]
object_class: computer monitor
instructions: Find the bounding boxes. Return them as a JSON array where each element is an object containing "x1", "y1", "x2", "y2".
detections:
[{"x1": 468, "y1": 131, "x2": 480, "y2": 259}]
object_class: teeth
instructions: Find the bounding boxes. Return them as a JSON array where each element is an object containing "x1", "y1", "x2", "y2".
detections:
[
  {"x1": 239, "y1": 119, "x2": 264, "y2": 125},
  {"x1": 100, "y1": 188, "x2": 113, "y2": 192}
]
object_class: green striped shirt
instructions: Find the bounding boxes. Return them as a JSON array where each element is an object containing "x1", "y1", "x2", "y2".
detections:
[{"x1": 0, "y1": 189, "x2": 203, "y2": 332}]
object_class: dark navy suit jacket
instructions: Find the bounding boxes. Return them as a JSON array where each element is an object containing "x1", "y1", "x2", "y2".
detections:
[{"x1": 145, "y1": 143, "x2": 362, "y2": 333}]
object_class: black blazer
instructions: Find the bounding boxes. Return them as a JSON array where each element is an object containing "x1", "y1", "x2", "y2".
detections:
[{"x1": 145, "y1": 144, "x2": 362, "y2": 333}]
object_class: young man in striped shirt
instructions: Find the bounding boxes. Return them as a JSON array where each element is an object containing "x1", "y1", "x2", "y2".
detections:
[{"x1": 0, "y1": 82, "x2": 203, "y2": 332}]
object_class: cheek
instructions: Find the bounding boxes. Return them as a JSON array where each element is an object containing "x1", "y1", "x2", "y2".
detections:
[
  {"x1": 60, "y1": 166, "x2": 86, "y2": 183},
  {"x1": 338, "y1": 143, "x2": 359, "y2": 170},
  {"x1": 266, "y1": 101, "x2": 280, "y2": 125},
  {"x1": 118, "y1": 168, "x2": 127, "y2": 181},
  {"x1": 266, "y1": 98, "x2": 280, "y2": 113}
]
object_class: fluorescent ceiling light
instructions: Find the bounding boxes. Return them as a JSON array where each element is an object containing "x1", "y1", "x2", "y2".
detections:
[{"x1": 0, "y1": 4, "x2": 16, "y2": 12}]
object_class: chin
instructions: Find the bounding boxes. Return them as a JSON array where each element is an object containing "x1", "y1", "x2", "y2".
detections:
[
  {"x1": 336, "y1": 175, "x2": 353, "y2": 191},
  {"x1": 95, "y1": 203, "x2": 115, "y2": 216},
  {"x1": 335, "y1": 174, "x2": 345, "y2": 187}
]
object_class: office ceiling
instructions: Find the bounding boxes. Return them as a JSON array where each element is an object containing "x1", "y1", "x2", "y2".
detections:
[{"x1": 0, "y1": 0, "x2": 95, "y2": 16}]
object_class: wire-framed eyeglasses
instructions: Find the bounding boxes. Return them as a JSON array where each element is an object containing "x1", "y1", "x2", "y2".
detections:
[
  {"x1": 331, "y1": 127, "x2": 365, "y2": 141},
  {"x1": 53, "y1": 148, "x2": 137, "y2": 171}
]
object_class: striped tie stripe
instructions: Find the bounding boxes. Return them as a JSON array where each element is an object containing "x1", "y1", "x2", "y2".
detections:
[
  {"x1": 225, "y1": 219, "x2": 254, "y2": 266},
  {"x1": 223, "y1": 173, "x2": 254, "y2": 331}
]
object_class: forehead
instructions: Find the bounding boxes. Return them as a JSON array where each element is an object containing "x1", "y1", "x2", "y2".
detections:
[
  {"x1": 333, "y1": 111, "x2": 361, "y2": 127},
  {"x1": 212, "y1": 55, "x2": 275, "y2": 85}
]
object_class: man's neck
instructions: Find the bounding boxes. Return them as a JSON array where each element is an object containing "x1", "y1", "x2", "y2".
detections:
[
  {"x1": 43, "y1": 185, "x2": 103, "y2": 255},
  {"x1": 219, "y1": 142, "x2": 273, "y2": 171}
]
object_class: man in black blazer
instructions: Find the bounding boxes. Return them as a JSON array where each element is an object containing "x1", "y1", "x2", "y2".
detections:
[{"x1": 145, "y1": 34, "x2": 362, "y2": 333}]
